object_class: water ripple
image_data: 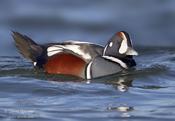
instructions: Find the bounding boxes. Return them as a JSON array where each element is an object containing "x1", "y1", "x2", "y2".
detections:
[{"x1": 0, "y1": 48, "x2": 175, "y2": 120}]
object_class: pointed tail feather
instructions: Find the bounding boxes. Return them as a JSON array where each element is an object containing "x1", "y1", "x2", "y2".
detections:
[{"x1": 12, "y1": 32, "x2": 43, "y2": 62}]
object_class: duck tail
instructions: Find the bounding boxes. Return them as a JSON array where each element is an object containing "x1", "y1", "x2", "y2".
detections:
[{"x1": 12, "y1": 31, "x2": 43, "y2": 62}]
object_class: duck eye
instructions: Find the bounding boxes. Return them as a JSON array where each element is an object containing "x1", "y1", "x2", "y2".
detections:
[{"x1": 109, "y1": 42, "x2": 113, "y2": 47}]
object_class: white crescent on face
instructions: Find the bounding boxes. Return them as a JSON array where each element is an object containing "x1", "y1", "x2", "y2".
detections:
[{"x1": 119, "y1": 32, "x2": 129, "y2": 54}]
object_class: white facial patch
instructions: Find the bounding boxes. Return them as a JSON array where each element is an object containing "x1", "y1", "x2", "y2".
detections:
[
  {"x1": 119, "y1": 32, "x2": 128, "y2": 54},
  {"x1": 109, "y1": 42, "x2": 113, "y2": 47},
  {"x1": 103, "y1": 42, "x2": 113, "y2": 56},
  {"x1": 33, "y1": 62, "x2": 37, "y2": 66}
]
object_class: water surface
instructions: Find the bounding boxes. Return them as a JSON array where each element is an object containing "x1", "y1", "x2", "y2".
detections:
[{"x1": 0, "y1": 48, "x2": 175, "y2": 121}]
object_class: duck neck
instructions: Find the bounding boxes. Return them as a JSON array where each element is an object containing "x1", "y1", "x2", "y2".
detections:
[{"x1": 117, "y1": 56, "x2": 136, "y2": 68}]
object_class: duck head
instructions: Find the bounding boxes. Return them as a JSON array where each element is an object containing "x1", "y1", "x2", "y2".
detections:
[{"x1": 103, "y1": 31, "x2": 138, "y2": 58}]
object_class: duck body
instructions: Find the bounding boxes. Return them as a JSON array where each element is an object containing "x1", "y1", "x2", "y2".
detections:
[
  {"x1": 12, "y1": 31, "x2": 138, "y2": 79},
  {"x1": 13, "y1": 32, "x2": 103, "y2": 78}
]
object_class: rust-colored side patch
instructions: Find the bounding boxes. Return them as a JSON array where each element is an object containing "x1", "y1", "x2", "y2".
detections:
[{"x1": 44, "y1": 53, "x2": 86, "y2": 78}]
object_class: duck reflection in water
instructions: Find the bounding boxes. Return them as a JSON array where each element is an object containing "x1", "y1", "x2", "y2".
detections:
[
  {"x1": 111, "y1": 76, "x2": 133, "y2": 92},
  {"x1": 93, "y1": 74, "x2": 133, "y2": 92}
]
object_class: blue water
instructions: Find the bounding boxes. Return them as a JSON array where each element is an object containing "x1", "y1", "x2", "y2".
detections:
[
  {"x1": 0, "y1": 0, "x2": 175, "y2": 121},
  {"x1": 0, "y1": 48, "x2": 175, "y2": 121}
]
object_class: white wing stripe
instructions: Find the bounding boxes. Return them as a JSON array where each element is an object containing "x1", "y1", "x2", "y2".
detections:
[
  {"x1": 47, "y1": 50, "x2": 63, "y2": 57},
  {"x1": 47, "y1": 45, "x2": 92, "y2": 60},
  {"x1": 47, "y1": 46, "x2": 63, "y2": 52}
]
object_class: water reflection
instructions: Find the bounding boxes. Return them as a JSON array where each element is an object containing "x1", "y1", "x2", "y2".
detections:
[
  {"x1": 107, "y1": 105, "x2": 134, "y2": 118},
  {"x1": 0, "y1": 68, "x2": 133, "y2": 90},
  {"x1": 102, "y1": 76, "x2": 133, "y2": 92}
]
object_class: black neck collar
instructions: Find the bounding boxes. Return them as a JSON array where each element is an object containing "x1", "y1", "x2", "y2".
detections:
[{"x1": 118, "y1": 56, "x2": 136, "y2": 68}]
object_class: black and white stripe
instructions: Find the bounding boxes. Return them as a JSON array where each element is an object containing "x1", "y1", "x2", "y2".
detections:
[
  {"x1": 102, "y1": 56, "x2": 128, "y2": 69},
  {"x1": 85, "y1": 55, "x2": 128, "y2": 79},
  {"x1": 47, "y1": 44, "x2": 92, "y2": 60}
]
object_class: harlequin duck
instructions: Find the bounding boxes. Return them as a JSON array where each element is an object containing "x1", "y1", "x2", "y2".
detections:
[
  {"x1": 85, "y1": 31, "x2": 138, "y2": 79},
  {"x1": 12, "y1": 31, "x2": 138, "y2": 79},
  {"x1": 12, "y1": 32, "x2": 103, "y2": 78}
]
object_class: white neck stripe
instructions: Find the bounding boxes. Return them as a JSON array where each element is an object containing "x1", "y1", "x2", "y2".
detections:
[
  {"x1": 103, "y1": 45, "x2": 108, "y2": 56},
  {"x1": 102, "y1": 56, "x2": 128, "y2": 69}
]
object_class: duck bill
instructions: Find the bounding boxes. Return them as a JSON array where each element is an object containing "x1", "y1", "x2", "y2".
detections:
[{"x1": 125, "y1": 47, "x2": 138, "y2": 56}]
